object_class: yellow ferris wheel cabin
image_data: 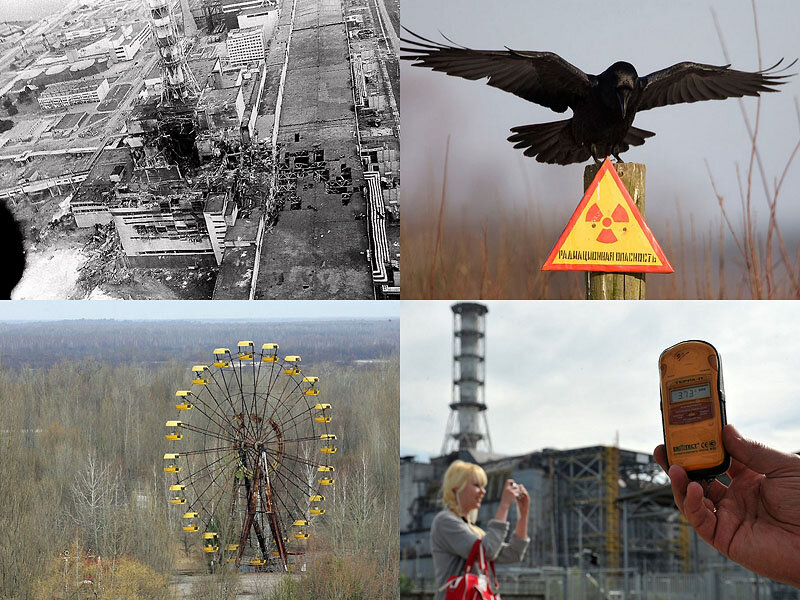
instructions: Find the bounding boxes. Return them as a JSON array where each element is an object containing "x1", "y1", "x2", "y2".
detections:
[
  {"x1": 213, "y1": 348, "x2": 231, "y2": 368},
  {"x1": 261, "y1": 343, "x2": 279, "y2": 362},
  {"x1": 237, "y1": 341, "x2": 255, "y2": 360}
]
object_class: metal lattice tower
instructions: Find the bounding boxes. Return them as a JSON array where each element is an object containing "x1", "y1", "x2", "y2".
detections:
[
  {"x1": 442, "y1": 303, "x2": 492, "y2": 455},
  {"x1": 179, "y1": 0, "x2": 199, "y2": 36},
  {"x1": 603, "y1": 445, "x2": 620, "y2": 569},
  {"x1": 146, "y1": 0, "x2": 199, "y2": 104},
  {"x1": 544, "y1": 446, "x2": 683, "y2": 572}
]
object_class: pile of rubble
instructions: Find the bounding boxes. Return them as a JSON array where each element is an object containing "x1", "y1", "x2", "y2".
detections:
[{"x1": 76, "y1": 223, "x2": 135, "y2": 293}]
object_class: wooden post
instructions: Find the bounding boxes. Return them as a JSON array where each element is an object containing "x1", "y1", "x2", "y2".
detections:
[{"x1": 583, "y1": 162, "x2": 646, "y2": 300}]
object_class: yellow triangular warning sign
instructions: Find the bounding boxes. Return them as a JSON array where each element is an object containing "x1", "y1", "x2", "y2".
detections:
[{"x1": 542, "y1": 157, "x2": 673, "y2": 273}]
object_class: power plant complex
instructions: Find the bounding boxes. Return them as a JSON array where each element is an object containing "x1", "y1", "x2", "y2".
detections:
[
  {"x1": 0, "y1": 0, "x2": 399, "y2": 299},
  {"x1": 400, "y1": 303, "x2": 796, "y2": 600}
]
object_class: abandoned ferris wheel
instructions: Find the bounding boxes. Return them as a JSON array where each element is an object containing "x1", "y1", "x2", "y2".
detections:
[{"x1": 162, "y1": 342, "x2": 336, "y2": 571}]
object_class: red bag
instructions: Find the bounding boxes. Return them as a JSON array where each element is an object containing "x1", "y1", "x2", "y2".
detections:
[{"x1": 440, "y1": 539, "x2": 501, "y2": 600}]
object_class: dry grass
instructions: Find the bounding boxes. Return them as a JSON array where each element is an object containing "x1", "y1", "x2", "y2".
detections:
[{"x1": 401, "y1": 1, "x2": 800, "y2": 300}]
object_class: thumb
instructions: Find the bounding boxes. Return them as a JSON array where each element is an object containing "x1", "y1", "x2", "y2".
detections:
[{"x1": 723, "y1": 424, "x2": 800, "y2": 477}]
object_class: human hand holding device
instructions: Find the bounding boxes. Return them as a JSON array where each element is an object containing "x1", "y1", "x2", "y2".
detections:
[
  {"x1": 499, "y1": 479, "x2": 518, "y2": 509},
  {"x1": 654, "y1": 424, "x2": 800, "y2": 588},
  {"x1": 513, "y1": 483, "x2": 529, "y2": 515}
]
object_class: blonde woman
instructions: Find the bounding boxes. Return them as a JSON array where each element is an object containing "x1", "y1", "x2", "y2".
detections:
[{"x1": 431, "y1": 460, "x2": 530, "y2": 599}]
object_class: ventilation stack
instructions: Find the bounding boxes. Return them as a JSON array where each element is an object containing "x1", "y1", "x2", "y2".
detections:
[
  {"x1": 147, "y1": 0, "x2": 199, "y2": 104},
  {"x1": 179, "y1": 0, "x2": 198, "y2": 37},
  {"x1": 442, "y1": 303, "x2": 492, "y2": 456}
]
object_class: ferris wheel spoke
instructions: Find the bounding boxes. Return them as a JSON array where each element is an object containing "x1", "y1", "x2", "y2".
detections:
[
  {"x1": 181, "y1": 450, "x2": 237, "y2": 489},
  {"x1": 264, "y1": 372, "x2": 310, "y2": 429},
  {"x1": 192, "y1": 461, "x2": 238, "y2": 527},
  {"x1": 180, "y1": 422, "x2": 237, "y2": 444},
  {"x1": 181, "y1": 456, "x2": 238, "y2": 495},
  {"x1": 267, "y1": 448, "x2": 322, "y2": 469},
  {"x1": 186, "y1": 453, "x2": 239, "y2": 517},
  {"x1": 259, "y1": 355, "x2": 279, "y2": 399},
  {"x1": 261, "y1": 372, "x2": 296, "y2": 425},
  {"x1": 184, "y1": 400, "x2": 238, "y2": 440},
  {"x1": 193, "y1": 476, "x2": 239, "y2": 537},
  {"x1": 227, "y1": 357, "x2": 252, "y2": 434},
  {"x1": 269, "y1": 461, "x2": 317, "y2": 502},
  {"x1": 179, "y1": 445, "x2": 238, "y2": 457},
  {"x1": 262, "y1": 375, "x2": 305, "y2": 429},
  {"x1": 265, "y1": 434, "x2": 324, "y2": 445},
  {"x1": 204, "y1": 373, "x2": 255, "y2": 438},
  {"x1": 263, "y1": 404, "x2": 315, "y2": 440},
  {"x1": 211, "y1": 367, "x2": 258, "y2": 441},
  {"x1": 185, "y1": 382, "x2": 238, "y2": 425},
  {"x1": 247, "y1": 354, "x2": 262, "y2": 429}
]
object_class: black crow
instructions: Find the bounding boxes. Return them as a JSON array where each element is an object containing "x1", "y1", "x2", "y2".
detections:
[{"x1": 401, "y1": 30, "x2": 795, "y2": 165}]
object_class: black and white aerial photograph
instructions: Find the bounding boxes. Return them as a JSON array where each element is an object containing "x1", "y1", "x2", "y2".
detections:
[{"x1": 0, "y1": 0, "x2": 399, "y2": 299}]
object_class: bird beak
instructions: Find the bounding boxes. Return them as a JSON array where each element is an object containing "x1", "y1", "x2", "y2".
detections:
[{"x1": 618, "y1": 90, "x2": 630, "y2": 118}]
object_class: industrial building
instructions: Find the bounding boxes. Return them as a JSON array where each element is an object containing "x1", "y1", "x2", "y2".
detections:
[
  {"x1": 112, "y1": 23, "x2": 151, "y2": 62},
  {"x1": 237, "y1": 5, "x2": 279, "y2": 32},
  {"x1": 225, "y1": 26, "x2": 266, "y2": 67},
  {"x1": 37, "y1": 78, "x2": 110, "y2": 111},
  {"x1": 400, "y1": 303, "x2": 795, "y2": 600},
  {"x1": 3, "y1": 0, "x2": 399, "y2": 297},
  {"x1": 219, "y1": 0, "x2": 271, "y2": 30}
]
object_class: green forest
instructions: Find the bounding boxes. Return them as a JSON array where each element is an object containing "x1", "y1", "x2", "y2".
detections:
[{"x1": 0, "y1": 320, "x2": 398, "y2": 600}]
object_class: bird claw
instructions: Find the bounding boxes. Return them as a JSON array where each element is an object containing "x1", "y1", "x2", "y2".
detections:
[{"x1": 613, "y1": 154, "x2": 625, "y2": 163}]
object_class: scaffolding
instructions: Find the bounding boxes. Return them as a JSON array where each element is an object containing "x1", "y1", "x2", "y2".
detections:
[
  {"x1": 603, "y1": 445, "x2": 620, "y2": 569},
  {"x1": 544, "y1": 446, "x2": 671, "y2": 572},
  {"x1": 146, "y1": 0, "x2": 200, "y2": 104}
]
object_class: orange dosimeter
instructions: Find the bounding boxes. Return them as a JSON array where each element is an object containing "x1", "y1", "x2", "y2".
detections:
[{"x1": 659, "y1": 340, "x2": 729, "y2": 480}]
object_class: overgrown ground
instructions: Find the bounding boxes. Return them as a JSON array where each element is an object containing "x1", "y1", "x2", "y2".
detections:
[
  {"x1": 0, "y1": 324, "x2": 399, "y2": 600},
  {"x1": 400, "y1": 2, "x2": 800, "y2": 300}
]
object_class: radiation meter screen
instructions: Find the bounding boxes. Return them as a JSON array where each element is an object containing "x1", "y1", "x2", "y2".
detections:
[{"x1": 670, "y1": 383, "x2": 711, "y2": 403}]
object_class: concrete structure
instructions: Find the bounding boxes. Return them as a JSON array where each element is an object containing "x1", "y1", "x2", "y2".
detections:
[
  {"x1": 220, "y1": 0, "x2": 266, "y2": 29},
  {"x1": 64, "y1": 26, "x2": 108, "y2": 42},
  {"x1": 70, "y1": 147, "x2": 133, "y2": 227},
  {"x1": 103, "y1": 166, "x2": 214, "y2": 265},
  {"x1": 37, "y1": 78, "x2": 110, "y2": 111},
  {"x1": 400, "y1": 301, "x2": 693, "y2": 595},
  {"x1": 112, "y1": 23, "x2": 151, "y2": 61},
  {"x1": 225, "y1": 26, "x2": 266, "y2": 67},
  {"x1": 442, "y1": 303, "x2": 491, "y2": 455},
  {"x1": 195, "y1": 64, "x2": 264, "y2": 154},
  {"x1": 147, "y1": 0, "x2": 199, "y2": 103},
  {"x1": 237, "y1": 4, "x2": 278, "y2": 36}
]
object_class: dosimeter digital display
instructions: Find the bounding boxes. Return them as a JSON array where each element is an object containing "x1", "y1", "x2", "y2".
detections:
[{"x1": 659, "y1": 340, "x2": 729, "y2": 480}]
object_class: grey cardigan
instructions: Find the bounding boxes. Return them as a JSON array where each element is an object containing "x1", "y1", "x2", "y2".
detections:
[{"x1": 430, "y1": 510, "x2": 529, "y2": 600}]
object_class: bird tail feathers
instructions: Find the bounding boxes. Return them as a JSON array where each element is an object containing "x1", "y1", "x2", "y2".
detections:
[
  {"x1": 508, "y1": 121, "x2": 656, "y2": 164},
  {"x1": 507, "y1": 120, "x2": 591, "y2": 165}
]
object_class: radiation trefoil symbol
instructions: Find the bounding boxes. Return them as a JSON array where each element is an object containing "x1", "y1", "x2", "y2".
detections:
[
  {"x1": 585, "y1": 203, "x2": 629, "y2": 243},
  {"x1": 541, "y1": 156, "x2": 674, "y2": 273}
]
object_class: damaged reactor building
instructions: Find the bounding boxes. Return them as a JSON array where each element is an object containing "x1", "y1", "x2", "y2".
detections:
[{"x1": 56, "y1": 0, "x2": 399, "y2": 298}]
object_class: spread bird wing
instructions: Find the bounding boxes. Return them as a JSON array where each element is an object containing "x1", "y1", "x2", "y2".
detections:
[
  {"x1": 638, "y1": 59, "x2": 796, "y2": 111},
  {"x1": 400, "y1": 29, "x2": 594, "y2": 113}
]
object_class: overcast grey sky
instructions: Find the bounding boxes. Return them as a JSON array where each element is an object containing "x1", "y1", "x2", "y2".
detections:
[
  {"x1": 401, "y1": 300, "x2": 800, "y2": 461},
  {"x1": 402, "y1": 0, "x2": 800, "y2": 272}
]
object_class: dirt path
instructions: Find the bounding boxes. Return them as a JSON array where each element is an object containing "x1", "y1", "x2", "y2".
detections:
[{"x1": 171, "y1": 572, "x2": 288, "y2": 600}]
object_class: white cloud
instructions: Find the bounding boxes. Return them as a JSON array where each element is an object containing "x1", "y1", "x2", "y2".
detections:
[{"x1": 401, "y1": 301, "x2": 800, "y2": 459}]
